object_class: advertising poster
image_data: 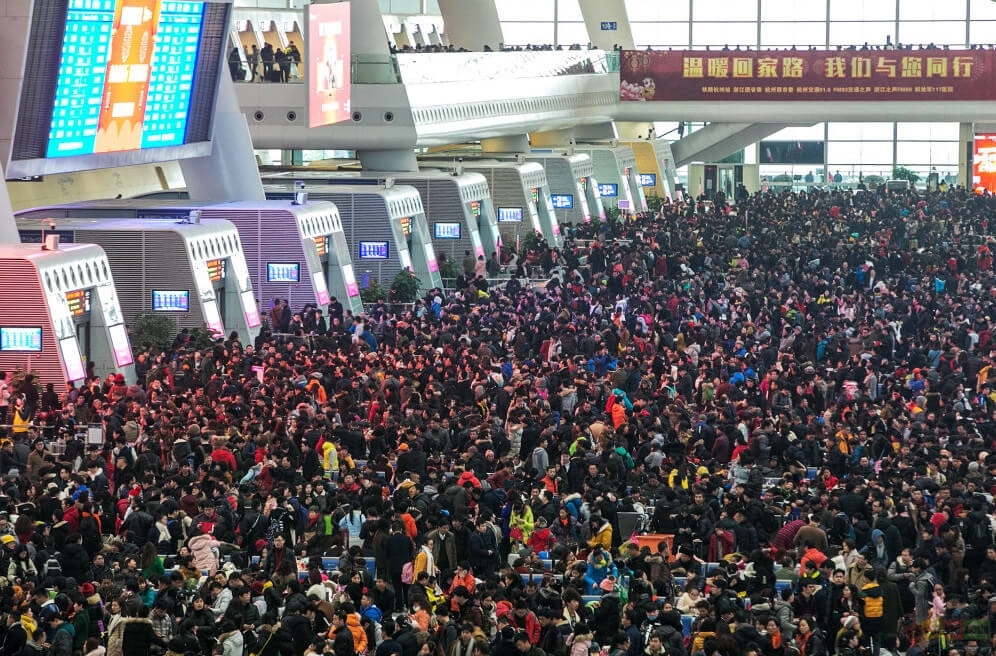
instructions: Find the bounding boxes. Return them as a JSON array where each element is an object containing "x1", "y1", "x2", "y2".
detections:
[
  {"x1": 974, "y1": 135, "x2": 996, "y2": 193},
  {"x1": 620, "y1": 49, "x2": 996, "y2": 102},
  {"x1": 308, "y1": 3, "x2": 351, "y2": 128},
  {"x1": 94, "y1": 0, "x2": 161, "y2": 153}
]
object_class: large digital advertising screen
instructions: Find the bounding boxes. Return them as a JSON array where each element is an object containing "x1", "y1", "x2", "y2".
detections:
[
  {"x1": 974, "y1": 134, "x2": 996, "y2": 193},
  {"x1": 307, "y1": 2, "x2": 351, "y2": 128},
  {"x1": 8, "y1": 0, "x2": 231, "y2": 178}
]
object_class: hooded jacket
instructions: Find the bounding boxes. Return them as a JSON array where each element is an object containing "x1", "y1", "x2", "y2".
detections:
[{"x1": 588, "y1": 522, "x2": 612, "y2": 550}]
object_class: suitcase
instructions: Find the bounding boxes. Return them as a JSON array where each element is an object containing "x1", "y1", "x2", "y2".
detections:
[{"x1": 266, "y1": 69, "x2": 282, "y2": 82}]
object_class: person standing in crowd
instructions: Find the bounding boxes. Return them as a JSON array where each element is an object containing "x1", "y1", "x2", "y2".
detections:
[{"x1": 6, "y1": 184, "x2": 996, "y2": 656}]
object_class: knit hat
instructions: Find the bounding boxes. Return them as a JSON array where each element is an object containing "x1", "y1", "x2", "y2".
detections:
[{"x1": 600, "y1": 576, "x2": 616, "y2": 592}]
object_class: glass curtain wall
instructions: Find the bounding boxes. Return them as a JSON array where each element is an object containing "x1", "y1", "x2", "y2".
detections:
[
  {"x1": 495, "y1": 0, "x2": 589, "y2": 48},
  {"x1": 618, "y1": 0, "x2": 986, "y2": 186}
]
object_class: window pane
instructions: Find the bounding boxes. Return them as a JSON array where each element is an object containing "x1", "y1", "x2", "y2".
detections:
[
  {"x1": 895, "y1": 123, "x2": 960, "y2": 141},
  {"x1": 556, "y1": 0, "x2": 584, "y2": 22},
  {"x1": 897, "y1": 141, "x2": 960, "y2": 165},
  {"x1": 500, "y1": 22, "x2": 554, "y2": 45},
  {"x1": 556, "y1": 22, "x2": 588, "y2": 46},
  {"x1": 827, "y1": 122, "x2": 895, "y2": 140},
  {"x1": 969, "y1": 21, "x2": 996, "y2": 43},
  {"x1": 766, "y1": 124, "x2": 827, "y2": 140},
  {"x1": 829, "y1": 21, "x2": 895, "y2": 47},
  {"x1": 692, "y1": 22, "x2": 757, "y2": 48},
  {"x1": 899, "y1": 21, "x2": 967, "y2": 47},
  {"x1": 761, "y1": 0, "x2": 826, "y2": 21},
  {"x1": 827, "y1": 140, "x2": 894, "y2": 165},
  {"x1": 760, "y1": 22, "x2": 826, "y2": 47},
  {"x1": 901, "y1": 0, "x2": 965, "y2": 21},
  {"x1": 693, "y1": 0, "x2": 757, "y2": 22},
  {"x1": 630, "y1": 23, "x2": 688, "y2": 49},
  {"x1": 496, "y1": 0, "x2": 553, "y2": 21},
  {"x1": 829, "y1": 0, "x2": 896, "y2": 21},
  {"x1": 971, "y1": 0, "x2": 996, "y2": 20},
  {"x1": 632, "y1": 23, "x2": 690, "y2": 48},
  {"x1": 625, "y1": 0, "x2": 690, "y2": 22}
]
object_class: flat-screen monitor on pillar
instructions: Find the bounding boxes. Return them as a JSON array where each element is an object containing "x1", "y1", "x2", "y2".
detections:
[{"x1": 7, "y1": 0, "x2": 233, "y2": 178}]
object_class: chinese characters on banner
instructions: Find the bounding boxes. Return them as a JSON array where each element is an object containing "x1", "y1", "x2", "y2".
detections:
[
  {"x1": 974, "y1": 134, "x2": 996, "y2": 193},
  {"x1": 619, "y1": 50, "x2": 996, "y2": 102}
]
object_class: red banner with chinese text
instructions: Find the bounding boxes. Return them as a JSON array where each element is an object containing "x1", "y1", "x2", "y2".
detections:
[{"x1": 619, "y1": 49, "x2": 996, "y2": 102}]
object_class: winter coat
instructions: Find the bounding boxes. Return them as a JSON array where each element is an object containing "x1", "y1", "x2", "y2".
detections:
[
  {"x1": 910, "y1": 569, "x2": 935, "y2": 623},
  {"x1": 187, "y1": 534, "x2": 220, "y2": 575},
  {"x1": 49, "y1": 623, "x2": 75, "y2": 656},
  {"x1": 219, "y1": 631, "x2": 244, "y2": 656},
  {"x1": 588, "y1": 522, "x2": 612, "y2": 550}
]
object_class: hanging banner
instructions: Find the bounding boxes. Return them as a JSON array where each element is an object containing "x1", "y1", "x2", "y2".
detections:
[{"x1": 619, "y1": 49, "x2": 996, "y2": 102}]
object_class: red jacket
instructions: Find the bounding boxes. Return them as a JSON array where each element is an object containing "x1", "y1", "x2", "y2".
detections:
[{"x1": 508, "y1": 610, "x2": 541, "y2": 644}]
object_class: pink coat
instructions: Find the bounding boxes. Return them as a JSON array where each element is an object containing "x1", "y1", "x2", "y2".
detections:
[{"x1": 188, "y1": 533, "x2": 220, "y2": 575}]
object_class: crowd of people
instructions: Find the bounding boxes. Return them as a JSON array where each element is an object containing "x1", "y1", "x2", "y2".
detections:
[{"x1": 0, "y1": 185, "x2": 995, "y2": 656}]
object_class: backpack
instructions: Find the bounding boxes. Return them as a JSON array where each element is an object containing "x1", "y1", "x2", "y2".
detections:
[
  {"x1": 832, "y1": 512, "x2": 856, "y2": 543},
  {"x1": 44, "y1": 557, "x2": 62, "y2": 578},
  {"x1": 971, "y1": 517, "x2": 992, "y2": 548},
  {"x1": 79, "y1": 513, "x2": 101, "y2": 554},
  {"x1": 861, "y1": 583, "x2": 884, "y2": 619},
  {"x1": 613, "y1": 446, "x2": 634, "y2": 470}
]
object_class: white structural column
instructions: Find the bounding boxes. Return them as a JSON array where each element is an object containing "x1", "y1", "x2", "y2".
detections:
[
  {"x1": 576, "y1": 0, "x2": 634, "y2": 50},
  {"x1": 181, "y1": 75, "x2": 266, "y2": 202},
  {"x1": 349, "y1": 0, "x2": 419, "y2": 172},
  {"x1": 0, "y1": 0, "x2": 32, "y2": 242},
  {"x1": 437, "y1": 0, "x2": 503, "y2": 51}
]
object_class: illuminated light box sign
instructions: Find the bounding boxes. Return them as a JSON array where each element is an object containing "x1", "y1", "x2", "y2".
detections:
[
  {"x1": 313, "y1": 271, "x2": 330, "y2": 306},
  {"x1": 206, "y1": 259, "x2": 226, "y2": 282},
  {"x1": 108, "y1": 323, "x2": 133, "y2": 367},
  {"x1": 0, "y1": 327, "x2": 42, "y2": 352},
  {"x1": 530, "y1": 188, "x2": 539, "y2": 204},
  {"x1": 639, "y1": 173, "x2": 657, "y2": 187},
  {"x1": 342, "y1": 264, "x2": 360, "y2": 297},
  {"x1": 60, "y1": 337, "x2": 86, "y2": 382},
  {"x1": 597, "y1": 183, "x2": 618, "y2": 197},
  {"x1": 267, "y1": 263, "x2": 300, "y2": 283},
  {"x1": 551, "y1": 194, "x2": 574, "y2": 209},
  {"x1": 307, "y1": 2, "x2": 351, "y2": 128},
  {"x1": 619, "y1": 49, "x2": 996, "y2": 102},
  {"x1": 65, "y1": 289, "x2": 91, "y2": 317},
  {"x1": 358, "y1": 241, "x2": 390, "y2": 260},
  {"x1": 974, "y1": 134, "x2": 996, "y2": 193},
  {"x1": 152, "y1": 289, "x2": 190, "y2": 312},
  {"x1": 434, "y1": 222, "x2": 461, "y2": 239},
  {"x1": 497, "y1": 207, "x2": 523, "y2": 222},
  {"x1": 202, "y1": 300, "x2": 223, "y2": 335},
  {"x1": 241, "y1": 291, "x2": 261, "y2": 329},
  {"x1": 8, "y1": 0, "x2": 232, "y2": 177},
  {"x1": 399, "y1": 217, "x2": 412, "y2": 237},
  {"x1": 470, "y1": 201, "x2": 481, "y2": 218}
]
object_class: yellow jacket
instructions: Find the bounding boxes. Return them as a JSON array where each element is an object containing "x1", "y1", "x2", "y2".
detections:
[{"x1": 588, "y1": 522, "x2": 612, "y2": 550}]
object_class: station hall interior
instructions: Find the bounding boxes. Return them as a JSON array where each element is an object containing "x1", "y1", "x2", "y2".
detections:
[{"x1": 1, "y1": 0, "x2": 996, "y2": 385}]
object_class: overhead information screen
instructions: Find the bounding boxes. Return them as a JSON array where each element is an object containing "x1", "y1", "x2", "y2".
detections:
[{"x1": 8, "y1": 0, "x2": 231, "y2": 178}]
